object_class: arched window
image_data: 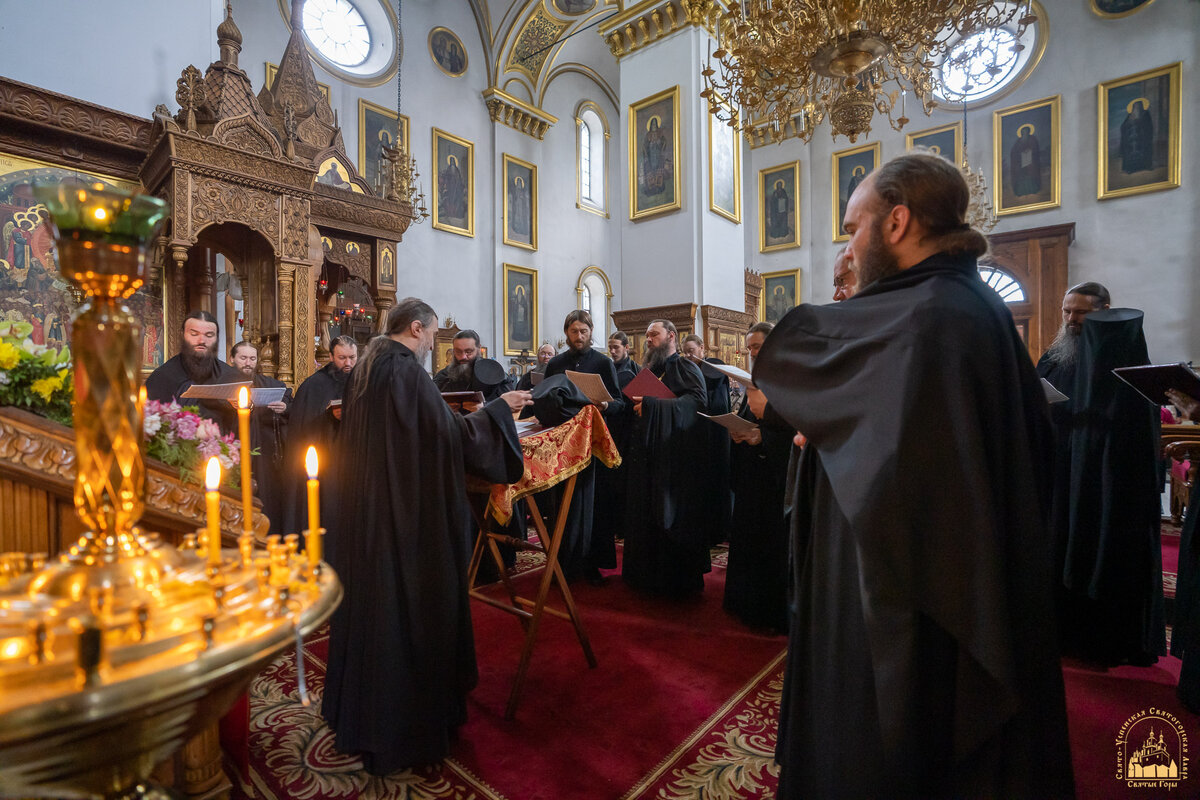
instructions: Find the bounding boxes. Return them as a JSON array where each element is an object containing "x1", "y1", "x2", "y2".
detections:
[
  {"x1": 932, "y1": 1, "x2": 1046, "y2": 107},
  {"x1": 576, "y1": 266, "x2": 612, "y2": 346},
  {"x1": 979, "y1": 265, "x2": 1027, "y2": 303},
  {"x1": 576, "y1": 102, "x2": 609, "y2": 215}
]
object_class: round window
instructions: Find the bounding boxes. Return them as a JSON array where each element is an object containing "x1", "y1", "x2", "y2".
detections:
[
  {"x1": 932, "y1": 1, "x2": 1046, "y2": 108},
  {"x1": 278, "y1": 0, "x2": 399, "y2": 86}
]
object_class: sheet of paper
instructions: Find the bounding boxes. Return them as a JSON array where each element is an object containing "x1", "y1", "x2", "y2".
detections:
[
  {"x1": 251, "y1": 387, "x2": 287, "y2": 405},
  {"x1": 621, "y1": 367, "x2": 676, "y2": 401},
  {"x1": 699, "y1": 412, "x2": 760, "y2": 434},
  {"x1": 709, "y1": 363, "x2": 756, "y2": 390},
  {"x1": 180, "y1": 381, "x2": 252, "y2": 401},
  {"x1": 565, "y1": 370, "x2": 615, "y2": 404},
  {"x1": 515, "y1": 419, "x2": 545, "y2": 438},
  {"x1": 1040, "y1": 378, "x2": 1068, "y2": 404}
]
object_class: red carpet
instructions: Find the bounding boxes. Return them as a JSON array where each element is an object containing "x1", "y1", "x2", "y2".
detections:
[
  {"x1": 237, "y1": 546, "x2": 786, "y2": 799},
  {"x1": 237, "y1": 526, "x2": 1200, "y2": 799}
]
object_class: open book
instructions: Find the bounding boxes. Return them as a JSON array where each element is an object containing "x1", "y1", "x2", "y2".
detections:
[
  {"x1": 699, "y1": 412, "x2": 759, "y2": 434},
  {"x1": 708, "y1": 363, "x2": 755, "y2": 390},
  {"x1": 1113, "y1": 363, "x2": 1200, "y2": 407},
  {"x1": 565, "y1": 370, "x2": 615, "y2": 404}
]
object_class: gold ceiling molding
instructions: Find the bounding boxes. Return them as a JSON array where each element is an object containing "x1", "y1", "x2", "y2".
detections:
[
  {"x1": 506, "y1": 6, "x2": 570, "y2": 84},
  {"x1": 483, "y1": 87, "x2": 559, "y2": 140},
  {"x1": 598, "y1": 0, "x2": 727, "y2": 58}
]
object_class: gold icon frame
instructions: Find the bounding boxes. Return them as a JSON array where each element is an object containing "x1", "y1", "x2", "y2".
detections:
[
  {"x1": 1097, "y1": 62, "x2": 1181, "y2": 200},
  {"x1": 628, "y1": 86, "x2": 682, "y2": 221},
  {"x1": 431, "y1": 127, "x2": 475, "y2": 237}
]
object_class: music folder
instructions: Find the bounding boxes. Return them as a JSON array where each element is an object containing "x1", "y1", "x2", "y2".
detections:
[
  {"x1": 621, "y1": 368, "x2": 676, "y2": 400},
  {"x1": 441, "y1": 391, "x2": 486, "y2": 406},
  {"x1": 1112, "y1": 363, "x2": 1200, "y2": 407},
  {"x1": 699, "y1": 412, "x2": 759, "y2": 434}
]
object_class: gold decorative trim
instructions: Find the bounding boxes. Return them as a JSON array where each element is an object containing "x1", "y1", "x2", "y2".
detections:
[
  {"x1": 905, "y1": 120, "x2": 963, "y2": 165},
  {"x1": 758, "y1": 268, "x2": 802, "y2": 322},
  {"x1": 1090, "y1": 0, "x2": 1156, "y2": 19},
  {"x1": 992, "y1": 94, "x2": 1061, "y2": 216},
  {"x1": 598, "y1": 0, "x2": 728, "y2": 59},
  {"x1": 429, "y1": 26, "x2": 470, "y2": 78},
  {"x1": 355, "y1": 98, "x2": 410, "y2": 189},
  {"x1": 502, "y1": 263, "x2": 539, "y2": 357},
  {"x1": 505, "y1": 6, "x2": 569, "y2": 84},
  {"x1": 483, "y1": 87, "x2": 559, "y2": 140},
  {"x1": 431, "y1": 127, "x2": 475, "y2": 237},
  {"x1": 502, "y1": 153, "x2": 539, "y2": 251},
  {"x1": 628, "y1": 85, "x2": 682, "y2": 221},
  {"x1": 1097, "y1": 61, "x2": 1181, "y2": 200}
]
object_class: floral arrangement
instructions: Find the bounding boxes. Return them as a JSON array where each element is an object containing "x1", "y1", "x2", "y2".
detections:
[
  {"x1": 144, "y1": 400, "x2": 244, "y2": 489},
  {"x1": 0, "y1": 320, "x2": 73, "y2": 426}
]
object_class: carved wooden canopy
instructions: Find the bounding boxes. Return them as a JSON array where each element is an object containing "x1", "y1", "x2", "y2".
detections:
[{"x1": 138, "y1": 1, "x2": 415, "y2": 386}]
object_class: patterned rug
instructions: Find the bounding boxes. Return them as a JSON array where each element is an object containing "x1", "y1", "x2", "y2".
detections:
[{"x1": 235, "y1": 540, "x2": 785, "y2": 800}]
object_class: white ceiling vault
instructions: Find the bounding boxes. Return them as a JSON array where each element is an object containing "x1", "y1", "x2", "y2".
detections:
[{"x1": 465, "y1": 0, "x2": 620, "y2": 126}]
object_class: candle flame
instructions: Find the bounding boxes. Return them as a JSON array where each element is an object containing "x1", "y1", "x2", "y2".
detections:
[
  {"x1": 92, "y1": 206, "x2": 107, "y2": 221},
  {"x1": 205, "y1": 457, "x2": 221, "y2": 492},
  {"x1": 238, "y1": 386, "x2": 249, "y2": 409},
  {"x1": 305, "y1": 446, "x2": 318, "y2": 480}
]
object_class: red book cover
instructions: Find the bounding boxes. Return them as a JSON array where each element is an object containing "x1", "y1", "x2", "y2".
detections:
[{"x1": 622, "y1": 368, "x2": 676, "y2": 400}]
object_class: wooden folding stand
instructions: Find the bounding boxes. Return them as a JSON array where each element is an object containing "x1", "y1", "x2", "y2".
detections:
[{"x1": 467, "y1": 470, "x2": 598, "y2": 719}]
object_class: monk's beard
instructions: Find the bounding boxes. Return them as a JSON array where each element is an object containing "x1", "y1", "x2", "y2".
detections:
[
  {"x1": 182, "y1": 345, "x2": 217, "y2": 382},
  {"x1": 856, "y1": 216, "x2": 900, "y2": 289},
  {"x1": 1043, "y1": 323, "x2": 1081, "y2": 367},
  {"x1": 644, "y1": 341, "x2": 672, "y2": 372},
  {"x1": 447, "y1": 359, "x2": 473, "y2": 382}
]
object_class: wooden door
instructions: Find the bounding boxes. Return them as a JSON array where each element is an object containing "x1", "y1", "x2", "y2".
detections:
[{"x1": 985, "y1": 223, "x2": 1074, "y2": 362}]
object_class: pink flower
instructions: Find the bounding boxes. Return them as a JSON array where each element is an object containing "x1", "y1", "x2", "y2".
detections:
[
  {"x1": 197, "y1": 437, "x2": 222, "y2": 460},
  {"x1": 172, "y1": 412, "x2": 200, "y2": 440},
  {"x1": 194, "y1": 418, "x2": 222, "y2": 441}
]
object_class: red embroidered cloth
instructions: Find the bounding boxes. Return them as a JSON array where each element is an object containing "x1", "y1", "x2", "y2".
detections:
[{"x1": 485, "y1": 405, "x2": 621, "y2": 524}]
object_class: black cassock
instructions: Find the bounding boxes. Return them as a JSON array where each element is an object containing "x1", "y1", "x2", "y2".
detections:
[
  {"x1": 621, "y1": 352, "x2": 710, "y2": 596},
  {"x1": 1036, "y1": 351, "x2": 1077, "y2": 556},
  {"x1": 756, "y1": 252, "x2": 1073, "y2": 798},
  {"x1": 281, "y1": 362, "x2": 348, "y2": 537},
  {"x1": 322, "y1": 339, "x2": 522, "y2": 775},
  {"x1": 1174, "y1": 480, "x2": 1200, "y2": 711},
  {"x1": 693, "y1": 358, "x2": 733, "y2": 546},
  {"x1": 433, "y1": 358, "x2": 514, "y2": 401},
  {"x1": 1059, "y1": 308, "x2": 1164, "y2": 665},
  {"x1": 246, "y1": 374, "x2": 291, "y2": 538},
  {"x1": 538, "y1": 347, "x2": 625, "y2": 576},
  {"x1": 593, "y1": 357, "x2": 641, "y2": 550},
  {"x1": 144, "y1": 354, "x2": 241, "y2": 433},
  {"x1": 724, "y1": 399, "x2": 791, "y2": 632}
]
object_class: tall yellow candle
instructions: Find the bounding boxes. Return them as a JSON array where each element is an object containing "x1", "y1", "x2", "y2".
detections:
[
  {"x1": 238, "y1": 387, "x2": 253, "y2": 538},
  {"x1": 305, "y1": 446, "x2": 321, "y2": 567},
  {"x1": 205, "y1": 457, "x2": 222, "y2": 566}
]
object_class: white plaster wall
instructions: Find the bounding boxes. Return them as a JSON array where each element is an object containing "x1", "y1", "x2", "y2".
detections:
[{"x1": 748, "y1": 1, "x2": 1200, "y2": 357}]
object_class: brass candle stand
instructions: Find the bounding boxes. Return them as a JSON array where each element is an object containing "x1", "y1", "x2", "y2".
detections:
[{"x1": 0, "y1": 181, "x2": 341, "y2": 799}]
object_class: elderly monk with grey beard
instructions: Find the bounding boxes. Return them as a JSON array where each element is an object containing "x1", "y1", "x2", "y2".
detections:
[{"x1": 1036, "y1": 281, "x2": 1112, "y2": 394}]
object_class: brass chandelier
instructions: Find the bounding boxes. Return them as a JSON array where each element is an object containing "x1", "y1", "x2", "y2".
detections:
[{"x1": 702, "y1": 0, "x2": 1036, "y2": 144}]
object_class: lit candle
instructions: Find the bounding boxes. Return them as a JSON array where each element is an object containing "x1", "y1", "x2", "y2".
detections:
[
  {"x1": 305, "y1": 446, "x2": 321, "y2": 567},
  {"x1": 238, "y1": 387, "x2": 253, "y2": 538},
  {"x1": 205, "y1": 457, "x2": 221, "y2": 566}
]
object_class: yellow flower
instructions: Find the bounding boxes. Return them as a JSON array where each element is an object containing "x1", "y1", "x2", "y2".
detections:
[
  {"x1": 0, "y1": 342, "x2": 19, "y2": 370},
  {"x1": 30, "y1": 375, "x2": 64, "y2": 402}
]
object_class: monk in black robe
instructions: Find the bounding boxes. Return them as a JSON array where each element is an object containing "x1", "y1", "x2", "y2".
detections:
[
  {"x1": 1167, "y1": 390, "x2": 1200, "y2": 711},
  {"x1": 323, "y1": 299, "x2": 528, "y2": 775},
  {"x1": 758, "y1": 154, "x2": 1072, "y2": 798},
  {"x1": 144, "y1": 310, "x2": 240, "y2": 432},
  {"x1": 230, "y1": 341, "x2": 292, "y2": 538},
  {"x1": 682, "y1": 335, "x2": 733, "y2": 546},
  {"x1": 593, "y1": 333, "x2": 641, "y2": 549},
  {"x1": 516, "y1": 344, "x2": 555, "y2": 390},
  {"x1": 1058, "y1": 308, "x2": 1165, "y2": 666},
  {"x1": 538, "y1": 310, "x2": 625, "y2": 580},
  {"x1": 433, "y1": 330, "x2": 513, "y2": 401},
  {"x1": 280, "y1": 336, "x2": 356, "y2": 537},
  {"x1": 1036, "y1": 283, "x2": 1112, "y2": 575},
  {"x1": 724, "y1": 323, "x2": 790, "y2": 633},
  {"x1": 622, "y1": 320, "x2": 709, "y2": 597}
]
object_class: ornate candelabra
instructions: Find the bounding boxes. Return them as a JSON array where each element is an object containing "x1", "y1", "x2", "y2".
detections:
[{"x1": 0, "y1": 181, "x2": 340, "y2": 799}]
